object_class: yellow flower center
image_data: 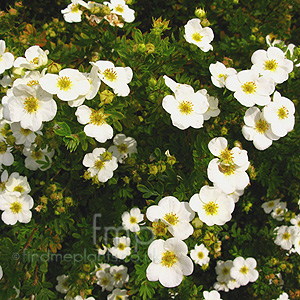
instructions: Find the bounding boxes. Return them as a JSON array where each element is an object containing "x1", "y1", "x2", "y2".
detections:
[
  {"x1": 203, "y1": 201, "x2": 219, "y2": 216},
  {"x1": 13, "y1": 185, "x2": 24, "y2": 193},
  {"x1": 24, "y1": 97, "x2": 39, "y2": 113},
  {"x1": 267, "y1": 201, "x2": 275, "y2": 207},
  {"x1": 114, "y1": 273, "x2": 122, "y2": 281},
  {"x1": 118, "y1": 242, "x2": 126, "y2": 250},
  {"x1": 240, "y1": 266, "x2": 249, "y2": 274},
  {"x1": 197, "y1": 251, "x2": 204, "y2": 259},
  {"x1": 178, "y1": 101, "x2": 193, "y2": 115},
  {"x1": 264, "y1": 59, "x2": 278, "y2": 71},
  {"x1": 103, "y1": 68, "x2": 117, "y2": 82},
  {"x1": 89, "y1": 109, "x2": 107, "y2": 125},
  {"x1": 219, "y1": 164, "x2": 236, "y2": 176},
  {"x1": 32, "y1": 150, "x2": 43, "y2": 160},
  {"x1": 282, "y1": 232, "x2": 291, "y2": 240},
  {"x1": 192, "y1": 32, "x2": 203, "y2": 42},
  {"x1": 277, "y1": 106, "x2": 289, "y2": 119},
  {"x1": 220, "y1": 148, "x2": 233, "y2": 165},
  {"x1": 20, "y1": 127, "x2": 32, "y2": 136},
  {"x1": 161, "y1": 251, "x2": 177, "y2": 267},
  {"x1": 222, "y1": 267, "x2": 230, "y2": 275},
  {"x1": 10, "y1": 201, "x2": 23, "y2": 214},
  {"x1": 116, "y1": 296, "x2": 123, "y2": 300},
  {"x1": 71, "y1": 4, "x2": 80, "y2": 13},
  {"x1": 117, "y1": 143, "x2": 128, "y2": 153},
  {"x1": 164, "y1": 212, "x2": 179, "y2": 225},
  {"x1": 101, "y1": 277, "x2": 109, "y2": 285},
  {"x1": 94, "y1": 159, "x2": 105, "y2": 170},
  {"x1": 255, "y1": 119, "x2": 269, "y2": 134},
  {"x1": 218, "y1": 73, "x2": 228, "y2": 80},
  {"x1": 130, "y1": 216, "x2": 137, "y2": 224},
  {"x1": 115, "y1": 4, "x2": 124, "y2": 13},
  {"x1": 57, "y1": 76, "x2": 72, "y2": 91},
  {"x1": 242, "y1": 81, "x2": 257, "y2": 94},
  {"x1": 275, "y1": 208, "x2": 282, "y2": 214},
  {"x1": 30, "y1": 57, "x2": 39, "y2": 65},
  {"x1": 27, "y1": 80, "x2": 39, "y2": 87}
]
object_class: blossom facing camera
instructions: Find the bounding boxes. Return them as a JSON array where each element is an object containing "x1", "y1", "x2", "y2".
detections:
[
  {"x1": 108, "y1": 236, "x2": 131, "y2": 259},
  {"x1": 190, "y1": 243, "x2": 210, "y2": 266},
  {"x1": 184, "y1": 18, "x2": 214, "y2": 52},
  {"x1": 121, "y1": 207, "x2": 144, "y2": 232},
  {"x1": 146, "y1": 238, "x2": 193, "y2": 288},
  {"x1": 104, "y1": 0, "x2": 135, "y2": 23},
  {"x1": 0, "y1": 40, "x2": 14, "y2": 74},
  {"x1": 209, "y1": 61, "x2": 237, "y2": 88}
]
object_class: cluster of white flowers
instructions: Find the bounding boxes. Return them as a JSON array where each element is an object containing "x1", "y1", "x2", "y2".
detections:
[
  {"x1": 61, "y1": 0, "x2": 135, "y2": 27},
  {"x1": 0, "y1": 171, "x2": 34, "y2": 225},
  {"x1": 213, "y1": 257, "x2": 259, "y2": 292},
  {"x1": 162, "y1": 75, "x2": 219, "y2": 130},
  {"x1": 210, "y1": 45, "x2": 295, "y2": 150},
  {"x1": 261, "y1": 198, "x2": 287, "y2": 221}
]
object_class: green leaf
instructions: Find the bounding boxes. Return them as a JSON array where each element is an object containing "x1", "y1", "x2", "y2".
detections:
[{"x1": 54, "y1": 122, "x2": 72, "y2": 136}]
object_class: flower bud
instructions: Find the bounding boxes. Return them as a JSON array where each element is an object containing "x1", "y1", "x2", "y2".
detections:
[
  {"x1": 195, "y1": 8, "x2": 206, "y2": 19},
  {"x1": 100, "y1": 89, "x2": 114, "y2": 104},
  {"x1": 47, "y1": 62, "x2": 62, "y2": 74},
  {"x1": 201, "y1": 18, "x2": 210, "y2": 27},
  {"x1": 145, "y1": 43, "x2": 155, "y2": 54}
]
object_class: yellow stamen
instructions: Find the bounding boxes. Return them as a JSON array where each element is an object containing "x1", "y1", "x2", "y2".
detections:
[
  {"x1": 103, "y1": 68, "x2": 117, "y2": 82},
  {"x1": 242, "y1": 81, "x2": 257, "y2": 94},
  {"x1": 192, "y1": 32, "x2": 203, "y2": 42},
  {"x1": 161, "y1": 251, "x2": 177, "y2": 267},
  {"x1": 164, "y1": 212, "x2": 179, "y2": 225},
  {"x1": 178, "y1": 101, "x2": 193, "y2": 114},
  {"x1": 24, "y1": 97, "x2": 39, "y2": 113},
  {"x1": 264, "y1": 59, "x2": 278, "y2": 71},
  {"x1": 203, "y1": 201, "x2": 219, "y2": 216},
  {"x1": 255, "y1": 119, "x2": 269, "y2": 134},
  {"x1": 277, "y1": 106, "x2": 289, "y2": 119},
  {"x1": 10, "y1": 201, "x2": 22, "y2": 214},
  {"x1": 57, "y1": 76, "x2": 72, "y2": 91}
]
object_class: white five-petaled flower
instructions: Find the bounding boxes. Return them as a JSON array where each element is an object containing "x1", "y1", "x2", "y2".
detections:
[
  {"x1": 39, "y1": 68, "x2": 91, "y2": 101},
  {"x1": 110, "y1": 265, "x2": 129, "y2": 288},
  {"x1": 225, "y1": 69, "x2": 275, "y2": 107},
  {"x1": 75, "y1": 105, "x2": 113, "y2": 143},
  {"x1": 203, "y1": 290, "x2": 223, "y2": 300},
  {"x1": 61, "y1": 0, "x2": 89, "y2": 23},
  {"x1": 0, "y1": 40, "x2": 14, "y2": 74},
  {"x1": 4, "y1": 172, "x2": 31, "y2": 196},
  {"x1": 262, "y1": 91, "x2": 295, "y2": 138},
  {"x1": 96, "y1": 270, "x2": 114, "y2": 291},
  {"x1": 215, "y1": 260, "x2": 234, "y2": 284},
  {"x1": 83, "y1": 148, "x2": 118, "y2": 183},
  {"x1": 274, "y1": 225, "x2": 296, "y2": 250},
  {"x1": 162, "y1": 79, "x2": 209, "y2": 130},
  {"x1": 14, "y1": 45, "x2": 49, "y2": 70},
  {"x1": 11, "y1": 122, "x2": 42, "y2": 148},
  {"x1": 13, "y1": 69, "x2": 47, "y2": 89},
  {"x1": 251, "y1": 47, "x2": 293, "y2": 84},
  {"x1": 230, "y1": 257, "x2": 259, "y2": 286},
  {"x1": 189, "y1": 185, "x2": 235, "y2": 226},
  {"x1": 7, "y1": 84, "x2": 57, "y2": 132},
  {"x1": 121, "y1": 207, "x2": 144, "y2": 232},
  {"x1": 290, "y1": 214, "x2": 300, "y2": 233},
  {"x1": 242, "y1": 106, "x2": 279, "y2": 150},
  {"x1": 146, "y1": 196, "x2": 195, "y2": 240},
  {"x1": 91, "y1": 60, "x2": 133, "y2": 97},
  {"x1": 108, "y1": 133, "x2": 137, "y2": 163},
  {"x1": 107, "y1": 288, "x2": 129, "y2": 300},
  {"x1": 146, "y1": 238, "x2": 194, "y2": 288},
  {"x1": 23, "y1": 145, "x2": 54, "y2": 171},
  {"x1": 190, "y1": 243, "x2": 210, "y2": 266},
  {"x1": 184, "y1": 18, "x2": 214, "y2": 52},
  {"x1": 104, "y1": 0, "x2": 135, "y2": 23},
  {"x1": 0, "y1": 193, "x2": 34, "y2": 225},
  {"x1": 271, "y1": 202, "x2": 287, "y2": 221},
  {"x1": 261, "y1": 198, "x2": 281, "y2": 214},
  {"x1": 109, "y1": 236, "x2": 131, "y2": 259},
  {"x1": 209, "y1": 61, "x2": 237, "y2": 88},
  {"x1": 55, "y1": 275, "x2": 70, "y2": 294},
  {"x1": 273, "y1": 292, "x2": 290, "y2": 300}
]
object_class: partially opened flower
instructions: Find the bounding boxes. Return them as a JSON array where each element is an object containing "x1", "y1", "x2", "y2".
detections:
[
  {"x1": 23, "y1": 145, "x2": 54, "y2": 171},
  {"x1": 0, "y1": 40, "x2": 14, "y2": 74},
  {"x1": 75, "y1": 105, "x2": 113, "y2": 143},
  {"x1": 189, "y1": 185, "x2": 235, "y2": 226},
  {"x1": 121, "y1": 207, "x2": 144, "y2": 232},
  {"x1": 11, "y1": 122, "x2": 42, "y2": 148},
  {"x1": 251, "y1": 47, "x2": 293, "y2": 84},
  {"x1": 203, "y1": 290, "x2": 223, "y2": 300},
  {"x1": 91, "y1": 60, "x2": 133, "y2": 96},
  {"x1": 225, "y1": 69, "x2": 275, "y2": 107},
  {"x1": 5, "y1": 172, "x2": 31, "y2": 196},
  {"x1": 203, "y1": 94, "x2": 220, "y2": 121},
  {"x1": 107, "y1": 288, "x2": 128, "y2": 300},
  {"x1": 262, "y1": 91, "x2": 295, "y2": 138},
  {"x1": 14, "y1": 45, "x2": 49, "y2": 70},
  {"x1": 184, "y1": 18, "x2": 214, "y2": 52},
  {"x1": 146, "y1": 196, "x2": 195, "y2": 240},
  {"x1": 146, "y1": 238, "x2": 193, "y2": 288},
  {"x1": 104, "y1": 0, "x2": 135, "y2": 23},
  {"x1": 109, "y1": 236, "x2": 131, "y2": 259},
  {"x1": 190, "y1": 243, "x2": 210, "y2": 266},
  {"x1": 55, "y1": 275, "x2": 70, "y2": 294},
  {"x1": 230, "y1": 257, "x2": 259, "y2": 286},
  {"x1": 209, "y1": 61, "x2": 237, "y2": 88},
  {"x1": 0, "y1": 142, "x2": 14, "y2": 169}
]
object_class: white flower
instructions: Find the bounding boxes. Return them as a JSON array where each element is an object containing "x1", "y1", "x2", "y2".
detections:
[
  {"x1": 274, "y1": 225, "x2": 296, "y2": 250},
  {"x1": 190, "y1": 243, "x2": 210, "y2": 266},
  {"x1": 0, "y1": 265, "x2": 2, "y2": 280},
  {"x1": 242, "y1": 106, "x2": 279, "y2": 150},
  {"x1": 293, "y1": 235, "x2": 300, "y2": 255},
  {"x1": 146, "y1": 196, "x2": 195, "y2": 240},
  {"x1": 274, "y1": 292, "x2": 290, "y2": 300},
  {"x1": 5, "y1": 172, "x2": 31, "y2": 196},
  {"x1": 225, "y1": 69, "x2": 275, "y2": 107},
  {"x1": 104, "y1": 0, "x2": 135, "y2": 23},
  {"x1": 56, "y1": 275, "x2": 70, "y2": 294},
  {"x1": 61, "y1": 0, "x2": 88, "y2": 23},
  {"x1": 96, "y1": 270, "x2": 114, "y2": 291},
  {"x1": 209, "y1": 61, "x2": 237, "y2": 88},
  {"x1": 146, "y1": 238, "x2": 194, "y2": 288},
  {"x1": 0, "y1": 142, "x2": 14, "y2": 168},
  {"x1": 11, "y1": 122, "x2": 42, "y2": 148},
  {"x1": 261, "y1": 199, "x2": 281, "y2": 214},
  {"x1": 108, "y1": 133, "x2": 137, "y2": 163},
  {"x1": 162, "y1": 81, "x2": 209, "y2": 130},
  {"x1": 109, "y1": 236, "x2": 131, "y2": 259},
  {"x1": 189, "y1": 185, "x2": 235, "y2": 226},
  {"x1": 203, "y1": 94, "x2": 220, "y2": 121},
  {"x1": 203, "y1": 290, "x2": 223, "y2": 300},
  {"x1": 0, "y1": 40, "x2": 14, "y2": 74},
  {"x1": 0, "y1": 193, "x2": 34, "y2": 225},
  {"x1": 39, "y1": 68, "x2": 91, "y2": 101},
  {"x1": 14, "y1": 46, "x2": 49, "y2": 70},
  {"x1": 271, "y1": 202, "x2": 287, "y2": 221},
  {"x1": 13, "y1": 69, "x2": 46, "y2": 88},
  {"x1": 213, "y1": 281, "x2": 229, "y2": 292},
  {"x1": 23, "y1": 145, "x2": 54, "y2": 171},
  {"x1": 215, "y1": 260, "x2": 233, "y2": 284},
  {"x1": 184, "y1": 18, "x2": 214, "y2": 52},
  {"x1": 290, "y1": 214, "x2": 300, "y2": 233},
  {"x1": 230, "y1": 257, "x2": 259, "y2": 286},
  {"x1": 121, "y1": 207, "x2": 144, "y2": 232},
  {"x1": 75, "y1": 105, "x2": 113, "y2": 143},
  {"x1": 7, "y1": 84, "x2": 57, "y2": 132},
  {"x1": 82, "y1": 148, "x2": 118, "y2": 183},
  {"x1": 262, "y1": 91, "x2": 295, "y2": 138},
  {"x1": 107, "y1": 288, "x2": 128, "y2": 300},
  {"x1": 74, "y1": 296, "x2": 95, "y2": 300},
  {"x1": 110, "y1": 265, "x2": 129, "y2": 288},
  {"x1": 91, "y1": 60, "x2": 133, "y2": 97},
  {"x1": 251, "y1": 47, "x2": 293, "y2": 84}
]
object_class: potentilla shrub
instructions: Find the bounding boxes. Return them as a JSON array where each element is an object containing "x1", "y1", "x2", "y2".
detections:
[{"x1": 0, "y1": 0, "x2": 299, "y2": 300}]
